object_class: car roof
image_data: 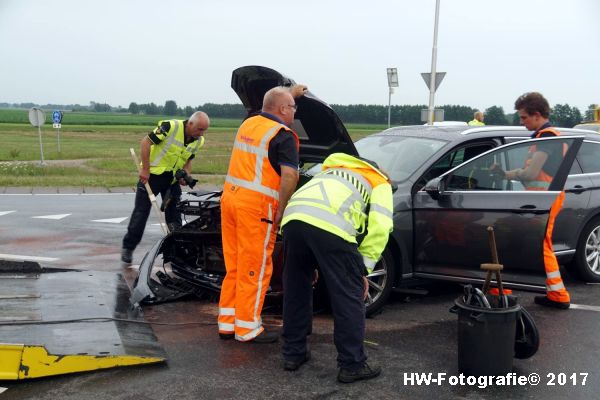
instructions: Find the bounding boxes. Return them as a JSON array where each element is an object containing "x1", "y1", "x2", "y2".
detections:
[{"x1": 370, "y1": 125, "x2": 600, "y2": 143}]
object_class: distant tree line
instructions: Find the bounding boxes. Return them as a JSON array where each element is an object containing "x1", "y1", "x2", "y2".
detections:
[{"x1": 0, "y1": 101, "x2": 595, "y2": 128}]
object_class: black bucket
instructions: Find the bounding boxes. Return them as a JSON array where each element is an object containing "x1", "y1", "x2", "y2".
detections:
[{"x1": 451, "y1": 296, "x2": 521, "y2": 376}]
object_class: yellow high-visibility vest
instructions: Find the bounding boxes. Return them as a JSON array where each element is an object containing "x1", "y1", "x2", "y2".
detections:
[
  {"x1": 149, "y1": 120, "x2": 205, "y2": 174},
  {"x1": 282, "y1": 153, "x2": 393, "y2": 272}
]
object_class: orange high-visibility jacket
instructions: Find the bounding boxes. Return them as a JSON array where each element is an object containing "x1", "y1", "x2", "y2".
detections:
[{"x1": 224, "y1": 114, "x2": 299, "y2": 203}]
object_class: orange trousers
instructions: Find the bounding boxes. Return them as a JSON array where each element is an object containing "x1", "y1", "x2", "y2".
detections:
[
  {"x1": 544, "y1": 191, "x2": 570, "y2": 303},
  {"x1": 217, "y1": 188, "x2": 277, "y2": 341}
]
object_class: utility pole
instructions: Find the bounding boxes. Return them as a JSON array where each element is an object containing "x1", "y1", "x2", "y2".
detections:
[{"x1": 427, "y1": 0, "x2": 441, "y2": 125}]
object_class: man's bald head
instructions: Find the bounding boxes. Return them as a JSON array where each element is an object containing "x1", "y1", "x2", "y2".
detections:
[
  {"x1": 262, "y1": 86, "x2": 296, "y2": 126},
  {"x1": 186, "y1": 111, "x2": 210, "y2": 138}
]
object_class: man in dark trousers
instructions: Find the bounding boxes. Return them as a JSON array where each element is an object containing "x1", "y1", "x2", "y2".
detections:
[
  {"x1": 121, "y1": 111, "x2": 210, "y2": 264},
  {"x1": 280, "y1": 153, "x2": 393, "y2": 383}
]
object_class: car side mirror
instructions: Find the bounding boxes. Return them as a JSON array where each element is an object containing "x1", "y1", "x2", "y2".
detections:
[{"x1": 424, "y1": 176, "x2": 445, "y2": 200}]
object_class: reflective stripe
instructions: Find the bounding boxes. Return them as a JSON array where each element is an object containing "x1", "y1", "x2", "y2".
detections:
[
  {"x1": 188, "y1": 135, "x2": 204, "y2": 155},
  {"x1": 324, "y1": 168, "x2": 372, "y2": 203},
  {"x1": 319, "y1": 173, "x2": 369, "y2": 205},
  {"x1": 284, "y1": 203, "x2": 355, "y2": 236},
  {"x1": 235, "y1": 318, "x2": 261, "y2": 330},
  {"x1": 547, "y1": 282, "x2": 566, "y2": 291},
  {"x1": 219, "y1": 307, "x2": 235, "y2": 316},
  {"x1": 369, "y1": 203, "x2": 393, "y2": 219},
  {"x1": 225, "y1": 124, "x2": 282, "y2": 200},
  {"x1": 225, "y1": 175, "x2": 280, "y2": 200},
  {"x1": 363, "y1": 256, "x2": 376, "y2": 270},
  {"x1": 236, "y1": 327, "x2": 263, "y2": 341},
  {"x1": 151, "y1": 120, "x2": 180, "y2": 167},
  {"x1": 254, "y1": 203, "x2": 273, "y2": 320},
  {"x1": 287, "y1": 181, "x2": 332, "y2": 208},
  {"x1": 546, "y1": 270, "x2": 562, "y2": 279},
  {"x1": 233, "y1": 141, "x2": 269, "y2": 158},
  {"x1": 218, "y1": 322, "x2": 234, "y2": 331}
]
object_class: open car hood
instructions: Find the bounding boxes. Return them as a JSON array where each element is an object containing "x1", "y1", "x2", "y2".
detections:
[{"x1": 231, "y1": 65, "x2": 358, "y2": 163}]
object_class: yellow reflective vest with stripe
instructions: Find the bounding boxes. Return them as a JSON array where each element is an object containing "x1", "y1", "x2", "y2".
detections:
[
  {"x1": 149, "y1": 119, "x2": 205, "y2": 174},
  {"x1": 281, "y1": 153, "x2": 394, "y2": 273}
]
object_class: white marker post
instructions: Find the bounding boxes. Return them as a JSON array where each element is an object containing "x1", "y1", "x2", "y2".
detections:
[{"x1": 28, "y1": 108, "x2": 46, "y2": 165}]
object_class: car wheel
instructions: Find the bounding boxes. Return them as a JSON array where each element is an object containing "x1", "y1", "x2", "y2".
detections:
[
  {"x1": 573, "y1": 216, "x2": 600, "y2": 283},
  {"x1": 365, "y1": 248, "x2": 396, "y2": 316}
]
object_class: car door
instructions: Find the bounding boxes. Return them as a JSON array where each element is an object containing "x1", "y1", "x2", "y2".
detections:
[{"x1": 411, "y1": 136, "x2": 583, "y2": 289}]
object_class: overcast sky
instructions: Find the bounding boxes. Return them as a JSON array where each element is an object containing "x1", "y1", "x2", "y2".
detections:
[{"x1": 1, "y1": 0, "x2": 598, "y2": 112}]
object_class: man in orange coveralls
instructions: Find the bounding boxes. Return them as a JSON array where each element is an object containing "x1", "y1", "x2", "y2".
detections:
[
  {"x1": 217, "y1": 84, "x2": 307, "y2": 342},
  {"x1": 498, "y1": 92, "x2": 570, "y2": 309}
]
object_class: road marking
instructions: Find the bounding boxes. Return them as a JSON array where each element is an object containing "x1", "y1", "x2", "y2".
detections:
[
  {"x1": 32, "y1": 213, "x2": 71, "y2": 220},
  {"x1": 0, "y1": 210, "x2": 16, "y2": 216},
  {"x1": 92, "y1": 217, "x2": 128, "y2": 224},
  {"x1": 0, "y1": 253, "x2": 59, "y2": 263},
  {"x1": 570, "y1": 304, "x2": 600, "y2": 312},
  {"x1": 0, "y1": 387, "x2": 7, "y2": 394}
]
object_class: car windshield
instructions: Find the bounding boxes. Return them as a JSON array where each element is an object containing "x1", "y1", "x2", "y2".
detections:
[{"x1": 355, "y1": 135, "x2": 447, "y2": 181}]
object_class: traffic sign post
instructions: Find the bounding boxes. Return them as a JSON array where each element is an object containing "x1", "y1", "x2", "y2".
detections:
[
  {"x1": 52, "y1": 110, "x2": 63, "y2": 152},
  {"x1": 28, "y1": 108, "x2": 46, "y2": 165}
]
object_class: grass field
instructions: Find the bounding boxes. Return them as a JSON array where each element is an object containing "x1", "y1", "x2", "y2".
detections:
[{"x1": 0, "y1": 112, "x2": 383, "y2": 188}]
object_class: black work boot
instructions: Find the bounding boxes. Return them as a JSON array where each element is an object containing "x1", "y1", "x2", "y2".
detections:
[
  {"x1": 121, "y1": 248, "x2": 133, "y2": 264},
  {"x1": 247, "y1": 329, "x2": 278, "y2": 344},
  {"x1": 534, "y1": 295, "x2": 570, "y2": 310},
  {"x1": 337, "y1": 363, "x2": 382, "y2": 383},
  {"x1": 283, "y1": 352, "x2": 311, "y2": 371}
]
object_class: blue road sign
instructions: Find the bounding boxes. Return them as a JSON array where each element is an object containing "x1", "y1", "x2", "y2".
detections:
[{"x1": 52, "y1": 111, "x2": 63, "y2": 124}]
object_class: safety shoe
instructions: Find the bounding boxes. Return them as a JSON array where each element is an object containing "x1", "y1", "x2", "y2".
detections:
[
  {"x1": 219, "y1": 333, "x2": 234, "y2": 340},
  {"x1": 248, "y1": 329, "x2": 279, "y2": 344},
  {"x1": 534, "y1": 295, "x2": 570, "y2": 310},
  {"x1": 283, "y1": 352, "x2": 311, "y2": 371},
  {"x1": 121, "y1": 248, "x2": 133, "y2": 264},
  {"x1": 337, "y1": 363, "x2": 382, "y2": 383}
]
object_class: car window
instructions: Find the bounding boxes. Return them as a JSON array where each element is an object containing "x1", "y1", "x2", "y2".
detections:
[
  {"x1": 576, "y1": 141, "x2": 600, "y2": 173},
  {"x1": 445, "y1": 137, "x2": 578, "y2": 191},
  {"x1": 418, "y1": 143, "x2": 494, "y2": 190},
  {"x1": 354, "y1": 135, "x2": 446, "y2": 181},
  {"x1": 574, "y1": 123, "x2": 600, "y2": 133}
]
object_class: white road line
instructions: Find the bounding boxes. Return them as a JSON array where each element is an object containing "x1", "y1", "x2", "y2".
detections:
[
  {"x1": 32, "y1": 213, "x2": 71, "y2": 220},
  {"x1": 0, "y1": 211, "x2": 16, "y2": 216},
  {"x1": 0, "y1": 253, "x2": 59, "y2": 263},
  {"x1": 0, "y1": 387, "x2": 7, "y2": 394},
  {"x1": 570, "y1": 304, "x2": 600, "y2": 312},
  {"x1": 92, "y1": 217, "x2": 128, "y2": 224}
]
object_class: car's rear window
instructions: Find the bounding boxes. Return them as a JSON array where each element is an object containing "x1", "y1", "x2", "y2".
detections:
[
  {"x1": 574, "y1": 124, "x2": 600, "y2": 133},
  {"x1": 355, "y1": 136, "x2": 447, "y2": 181}
]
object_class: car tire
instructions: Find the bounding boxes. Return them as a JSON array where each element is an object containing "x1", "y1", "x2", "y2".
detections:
[
  {"x1": 572, "y1": 216, "x2": 600, "y2": 283},
  {"x1": 365, "y1": 248, "x2": 396, "y2": 316}
]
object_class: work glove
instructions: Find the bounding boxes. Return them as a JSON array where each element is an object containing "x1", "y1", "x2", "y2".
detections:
[{"x1": 290, "y1": 84, "x2": 308, "y2": 98}]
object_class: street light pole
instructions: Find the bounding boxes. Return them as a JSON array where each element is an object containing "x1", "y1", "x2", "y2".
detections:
[
  {"x1": 427, "y1": 0, "x2": 441, "y2": 125},
  {"x1": 387, "y1": 68, "x2": 398, "y2": 128}
]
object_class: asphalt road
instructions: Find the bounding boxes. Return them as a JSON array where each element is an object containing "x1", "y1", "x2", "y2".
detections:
[{"x1": 1, "y1": 192, "x2": 599, "y2": 399}]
